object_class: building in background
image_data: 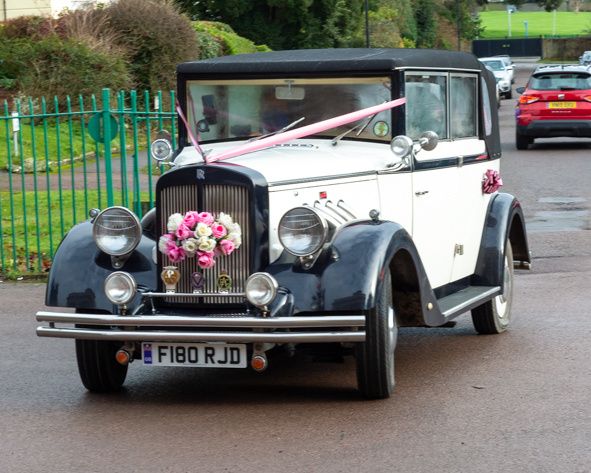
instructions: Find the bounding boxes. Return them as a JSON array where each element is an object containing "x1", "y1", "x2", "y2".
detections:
[{"x1": 2, "y1": 0, "x2": 110, "y2": 20}]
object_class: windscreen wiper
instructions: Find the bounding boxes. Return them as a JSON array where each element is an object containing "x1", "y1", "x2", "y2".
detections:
[{"x1": 248, "y1": 117, "x2": 305, "y2": 142}]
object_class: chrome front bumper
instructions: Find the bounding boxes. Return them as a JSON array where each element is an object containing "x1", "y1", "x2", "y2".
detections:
[{"x1": 36, "y1": 311, "x2": 366, "y2": 343}]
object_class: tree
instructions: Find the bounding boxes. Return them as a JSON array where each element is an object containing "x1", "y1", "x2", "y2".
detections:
[
  {"x1": 414, "y1": 0, "x2": 437, "y2": 48},
  {"x1": 537, "y1": 0, "x2": 563, "y2": 12},
  {"x1": 174, "y1": 0, "x2": 365, "y2": 50}
]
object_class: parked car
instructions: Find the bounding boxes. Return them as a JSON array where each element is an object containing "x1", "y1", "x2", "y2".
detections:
[
  {"x1": 515, "y1": 64, "x2": 591, "y2": 150},
  {"x1": 494, "y1": 55, "x2": 515, "y2": 84},
  {"x1": 479, "y1": 57, "x2": 513, "y2": 98},
  {"x1": 36, "y1": 49, "x2": 530, "y2": 399},
  {"x1": 579, "y1": 51, "x2": 591, "y2": 65},
  {"x1": 485, "y1": 65, "x2": 502, "y2": 108}
]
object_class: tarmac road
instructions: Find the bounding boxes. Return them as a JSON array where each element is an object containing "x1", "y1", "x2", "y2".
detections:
[{"x1": 0, "y1": 62, "x2": 590, "y2": 473}]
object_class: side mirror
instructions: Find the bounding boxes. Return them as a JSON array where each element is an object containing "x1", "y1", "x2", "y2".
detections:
[
  {"x1": 419, "y1": 131, "x2": 438, "y2": 151},
  {"x1": 516, "y1": 87, "x2": 526, "y2": 94}
]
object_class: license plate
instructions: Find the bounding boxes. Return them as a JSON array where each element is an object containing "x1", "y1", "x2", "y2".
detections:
[
  {"x1": 548, "y1": 101, "x2": 576, "y2": 109},
  {"x1": 142, "y1": 342, "x2": 247, "y2": 368}
]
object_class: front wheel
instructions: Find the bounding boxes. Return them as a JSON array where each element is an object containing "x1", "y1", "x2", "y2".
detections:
[
  {"x1": 75, "y1": 312, "x2": 128, "y2": 392},
  {"x1": 356, "y1": 271, "x2": 398, "y2": 399},
  {"x1": 471, "y1": 241, "x2": 514, "y2": 334}
]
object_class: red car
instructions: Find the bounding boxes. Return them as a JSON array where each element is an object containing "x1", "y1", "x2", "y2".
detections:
[{"x1": 515, "y1": 64, "x2": 591, "y2": 150}]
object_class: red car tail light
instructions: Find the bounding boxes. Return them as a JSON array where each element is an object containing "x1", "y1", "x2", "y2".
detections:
[
  {"x1": 582, "y1": 95, "x2": 591, "y2": 102},
  {"x1": 519, "y1": 95, "x2": 539, "y2": 105}
]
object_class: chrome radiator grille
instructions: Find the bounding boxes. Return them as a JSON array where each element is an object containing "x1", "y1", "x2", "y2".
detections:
[{"x1": 159, "y1": 183, "x2": 251, "y2": 304}]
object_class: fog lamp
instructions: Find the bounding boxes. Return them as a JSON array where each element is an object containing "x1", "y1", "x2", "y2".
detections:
[
  {"x1": 104, "y1": 271, "x2": 137, "y2": 306},
  {"x1": 245, "y1": 272, "x2": 278, "y2": 308}
]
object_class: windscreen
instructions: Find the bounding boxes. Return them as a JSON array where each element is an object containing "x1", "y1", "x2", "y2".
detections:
[{"x1": 185, "y1": 77, "x2": 393, "y2": 143}]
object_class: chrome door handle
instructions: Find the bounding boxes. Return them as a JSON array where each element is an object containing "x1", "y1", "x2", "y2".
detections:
[{"x1": 415, "y1": 190, "x2": 429, "y2": 196}]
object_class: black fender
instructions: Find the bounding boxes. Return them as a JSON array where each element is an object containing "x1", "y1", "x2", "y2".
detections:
[
  {"x1": 268, "y1": 220, "x2": 437, "y2": 319},
  {"x1": 45, "y1": 221, "x2": 157, "y2": 312},
  {"x1": 472, "y1": 192, "x2": 531, "y2": 289}
]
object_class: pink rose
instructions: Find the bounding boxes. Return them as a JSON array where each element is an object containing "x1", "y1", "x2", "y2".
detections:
[
  {"x1": 219, "y1": 238, "x2": 235, "y2": 256},
  {"x1": 176, "y1": 224, "x2": 192, "y2": 240},
  {"x1": 182, "y1": 211, "x2": 200, "y2": 229},
  {"x1": 167, "y1": 245, "x2": 186, "y2": 263},
  {"x1": 198, "y1": 212, "x2": 215, "y2": 226},
  {"x1": 197, "y1": 250, "x2": 215, "y2": 269},
  {"x1": 211, "y1": 223, "x2": 227, "y2": 239}
]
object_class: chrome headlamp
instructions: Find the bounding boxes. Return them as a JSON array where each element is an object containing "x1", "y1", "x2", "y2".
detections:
[
  {"x1": 150, "y1": 138, "x2": 173, "y2": 162},
  {"x1": 93, "y1": 206, "x2": 141, "y2": 256},
  {"x1": 245, "y1": 272, "x2": 278, "y2": 308},
  {"x1": 104, "y1": 271, "x2": 137, "y2": 306},
  {"x1": 278, "y1": 207, "x2": 328, "y2": 257},
  {"x1": 390, "y1": 135, "x2": 413, "y2": 160}
]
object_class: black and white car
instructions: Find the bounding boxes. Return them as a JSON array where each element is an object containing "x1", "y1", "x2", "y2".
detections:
[{"x1": 36, "y1": 49, "x2": 530, "y2": 399}]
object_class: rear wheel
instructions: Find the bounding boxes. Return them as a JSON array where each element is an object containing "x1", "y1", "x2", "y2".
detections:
[
  {"x1": 356, "y1": 271, "x2": 398, "y2": 399},
  {"x1": 75, "y1": 311, "x2": 128, "y2": 392},
  {"x1": 516, "y1": 131, "x2": 531, "y2": 150},
  {"x1": 471, "y1": 241, "x2": 514, "y2": 334}
]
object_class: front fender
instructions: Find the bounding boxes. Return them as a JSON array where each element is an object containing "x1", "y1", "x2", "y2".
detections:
[
  {"x1": 45, "y1": 221, "x2": 157, "y2": 312},
  {"x1": 268, "y1": 220, "x2": 434, "y2": 314}
]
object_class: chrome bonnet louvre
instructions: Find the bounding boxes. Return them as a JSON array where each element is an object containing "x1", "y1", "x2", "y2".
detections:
[{"x1": 159, "y1": 183, "x2": 251, "y2": 304}]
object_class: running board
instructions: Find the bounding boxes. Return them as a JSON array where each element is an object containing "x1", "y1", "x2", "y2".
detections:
[{"x1": 437, "y1": 286, "x2": 501, "y2": 320}]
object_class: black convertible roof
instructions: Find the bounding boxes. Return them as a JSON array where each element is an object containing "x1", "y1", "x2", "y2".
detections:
[{"x1": 177, "y1": 48, "x2": 483, "y2": 75}]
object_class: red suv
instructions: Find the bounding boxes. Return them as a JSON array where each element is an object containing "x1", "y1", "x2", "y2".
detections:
[{"x1": 515, "y1": 65, "x2": 591, "y2": 149}]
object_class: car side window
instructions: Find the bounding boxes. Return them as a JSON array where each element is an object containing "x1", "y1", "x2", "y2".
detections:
[
  {"x1": 450, "y1": 74, "x2": 478, "y2": 139},
  {"x1": 405, "y1": 73, "x2": 448, "y2": 140}
]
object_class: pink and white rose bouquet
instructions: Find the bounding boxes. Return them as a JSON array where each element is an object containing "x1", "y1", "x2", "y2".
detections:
[{"x1": 159, "y1": 211, "x2": 242, "y2": 268}]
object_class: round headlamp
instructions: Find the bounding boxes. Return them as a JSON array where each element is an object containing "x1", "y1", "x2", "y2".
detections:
[
  {"x1": 390, "y1": 135, "x2": 413, "y2": 160},
  {"x1": 245, "y1": 273, "x2": 278, "y2": 308},
  {"x1": 93, "y1": 206, "x2": 141, "y2": 256},
  {"x1": 104, "y1": 271, "x2": 137, "y2": 306},
  {"x1": 150, "y1": 138, "x2": 173, "y2": 162},
  {"x1": 278, "y1": 207, "x2": 328, "y2": 257}
]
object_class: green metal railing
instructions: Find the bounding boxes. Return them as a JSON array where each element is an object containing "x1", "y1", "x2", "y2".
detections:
[{"x1": 0, "y1": 88, "x2": 176, "y2": 276}]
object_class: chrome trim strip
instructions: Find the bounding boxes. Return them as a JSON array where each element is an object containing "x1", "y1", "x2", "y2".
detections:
[
  {"x1": 399, "y1": 66, "x2": 481, "y2": 72},
  {"x1": 441, "y1": 286, "x2": 501, "y2": 318},
  {"x1": 142, "y1": 292, "x2": 246, "y2": 298},
  {"x1": 36, "y1": 311, "x2": 365, "y2": 328},
  {"x1": 268, "y1": 171, "x2": 376, "y2": 187},
  {"x1": 36, "y1": 327, "x2": 366, "y2": 343}
]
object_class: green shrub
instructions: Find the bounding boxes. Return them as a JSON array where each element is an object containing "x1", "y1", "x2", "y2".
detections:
[
  {"x1": 0, "y1": 36, "x2": 132, "y2": 99},
  {"x1": 193, "y1": 21, "x2": 270, "y2": 56},
  {"x1": 0, "y1": 16, "x2": 56, "y2": 40},
  {"x1": 100, "y1": 0, "x2": 199, "y2": 92}
]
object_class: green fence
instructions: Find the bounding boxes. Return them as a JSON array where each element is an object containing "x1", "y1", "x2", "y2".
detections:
[{"x1": 0, "y1": 88, "x2": 177, "y2": 276}]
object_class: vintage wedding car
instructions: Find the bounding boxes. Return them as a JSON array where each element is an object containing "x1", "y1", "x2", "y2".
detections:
[{"x1": 37, "y1": 49, "x2": 531, "y2": 399}]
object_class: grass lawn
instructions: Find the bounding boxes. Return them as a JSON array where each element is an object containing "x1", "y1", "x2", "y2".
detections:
[
  {"x1": 479, "y1": 11, "x2": 591, "y2": 38},
  {"x1": 0, "y1": 189, "x2": 151, "y2": 276}
]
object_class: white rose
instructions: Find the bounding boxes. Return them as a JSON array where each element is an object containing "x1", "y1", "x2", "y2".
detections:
[
  {"x1": 198, "y1": 236, "x2": 216, "y2": 252},
  {"x1": 228, "y1": 232, "x2": 242, "y2": 248},
  {"x1": 167, "y1": 213, "x2": 184, "y2": 232},
  {"x1": 218, "y1": 212, "x2": 234, "y2": 228},
  {"x1": 182, "y1": 238, "x2": 199, "y2": 255},
  {"x1": 228, "y1": 222, "x2": 241, "y2": 235},
  {"x1": 195, "y1": 222, "x2": 213, "y2": 237},
  {"x1": 158, "y1": 235, "x2": 171, "y2": 252}
]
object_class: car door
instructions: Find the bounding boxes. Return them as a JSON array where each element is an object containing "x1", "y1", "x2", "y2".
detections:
[{"x1": 404, "y1": 71, "x2": 460, "y2": 289}]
